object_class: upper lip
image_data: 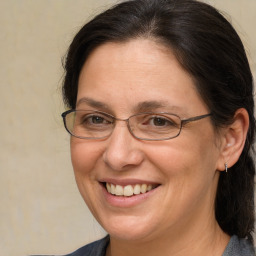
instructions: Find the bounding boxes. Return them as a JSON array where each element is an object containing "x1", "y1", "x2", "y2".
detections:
[{"x1": 99, "y1": 178, "x2": 160, "y2": 186}]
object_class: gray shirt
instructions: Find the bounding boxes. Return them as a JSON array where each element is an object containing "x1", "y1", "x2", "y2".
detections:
[
  {"x1": 62, "y1": 235, "x2": 255, "y2": 256},
  {"x1": 222, "y1": 235, "x2": 255, "y2": 256}
]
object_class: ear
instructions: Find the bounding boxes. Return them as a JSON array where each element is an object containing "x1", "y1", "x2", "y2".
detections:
[{"x1": 216, "y1": 108, "x2": 249, "y2": 172}]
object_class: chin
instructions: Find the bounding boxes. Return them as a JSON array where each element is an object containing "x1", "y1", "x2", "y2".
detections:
[{"x1": 97, "y1": 213, "x2": 160, "y2": 242}]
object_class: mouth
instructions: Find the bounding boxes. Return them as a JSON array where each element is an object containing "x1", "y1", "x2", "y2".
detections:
[{"x1": 104, "y1": 182, "x2": 159, "y2": 197}]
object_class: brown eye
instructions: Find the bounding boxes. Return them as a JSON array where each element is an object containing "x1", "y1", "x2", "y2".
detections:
[
  {"x1": 90, "y1": 116, "x2": 105, "y2": 124},
  {"x1": 142, "y1": 115, "x2": 177, "y2": 128},
  {"x1": 80, "y1": 113, "x2": 112, "y2": 126},
  {"x1": 152, "y1": 117, "x2": 169, "y2": 126}
]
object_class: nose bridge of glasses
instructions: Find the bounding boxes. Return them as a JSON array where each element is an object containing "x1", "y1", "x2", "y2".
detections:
[
  {"x1": 110, "y1": 116, "x2": 140, "y2": 142},
  {"x1": 107, "y1": 116, "x2": 138, "y2": 142},
  {"x1": 114, "y1": 116, "x2": 130, "y2": 127}
]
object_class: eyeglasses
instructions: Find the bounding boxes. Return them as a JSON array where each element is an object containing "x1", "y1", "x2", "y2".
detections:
[{"x1": 61, "y1": 110, "x2": 212, "y2": 141}]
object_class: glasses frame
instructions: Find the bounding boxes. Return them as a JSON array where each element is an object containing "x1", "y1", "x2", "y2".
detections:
[{"x1": 61, "y1": 109, "x2": 212, "y2": 141}]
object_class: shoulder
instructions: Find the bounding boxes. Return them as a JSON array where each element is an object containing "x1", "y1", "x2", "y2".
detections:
[
  {"x1": 222, "y1": 235, "x2": 255, "y2": 256},
  {"x1": 63, "y1": 236, "x2": 109, "y2": 256}
]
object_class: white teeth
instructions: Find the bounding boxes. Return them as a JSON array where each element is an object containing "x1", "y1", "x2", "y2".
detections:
[
  {"x1": 106, "y1": 183, "x2": 156, "y2": 197},
  {"x1": 106, "y1": 183, "x2": 111, "y2": 193},
  {"x1": 141, "y1": 184, "x2": 147, "y2": 193},
  {"x1": 124, "y1": 185, "x2": 133, "y2": 196},
  {"x1": 111, "y1": 184, "x2": 115, "y2": 194},
  {"x1": 133, "y1": 184, "x2": 141, "y2": 195},
  {"x1": 147, "y1": 184, "x2": 152, "y2": 191},
  {"x1": 115, "y1": 185, "x2": 123, "y2": 196}
]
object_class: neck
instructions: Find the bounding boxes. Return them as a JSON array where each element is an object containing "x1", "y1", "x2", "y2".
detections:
[{"x1": 106, "y1": 215, "x2": 230, "y2": 256}]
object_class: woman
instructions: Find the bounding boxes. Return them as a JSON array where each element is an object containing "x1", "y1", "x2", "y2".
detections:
[{"x1": 61, "y1": 0, "x2": 255, "y2": 255}]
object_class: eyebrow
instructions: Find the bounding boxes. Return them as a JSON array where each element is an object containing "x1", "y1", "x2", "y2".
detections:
[
  {"x1": 135, "y1": 100, "x2": 168, "y2": 112},
  {"x1": 76, "y1": 97, "x2": 109, "y2": 109},
  {"x1": 76, "y1": 97, "x2": 183, "y2": 113}
]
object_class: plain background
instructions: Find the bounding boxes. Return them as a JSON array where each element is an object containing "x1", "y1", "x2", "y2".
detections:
[{"x1": 1, "y1": 1, "x2": 255, "y2": 255}]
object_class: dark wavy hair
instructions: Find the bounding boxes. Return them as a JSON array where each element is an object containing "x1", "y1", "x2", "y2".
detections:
[{"x1": 62, "y1": 0, "x2": 255, "y2": 242}]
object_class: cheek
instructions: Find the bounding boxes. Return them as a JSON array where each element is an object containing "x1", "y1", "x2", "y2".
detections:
[
  {"x1": 70, "y1": 139, "x2": 104, "y2": 178},
  {"x1": 146, "y1": 132, "x2": 220, "y2": 181},
  {"x1": 70, "y1": 139, "x2": 105, "y2": 214}
]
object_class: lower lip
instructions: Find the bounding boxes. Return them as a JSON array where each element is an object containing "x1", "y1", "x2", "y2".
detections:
[{"x1": 100, "y1": 183, "x2": 159, "y2": 208}]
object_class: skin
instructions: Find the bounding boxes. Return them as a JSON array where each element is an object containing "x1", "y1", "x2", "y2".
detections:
[{"x1": 70, "y1": 39, "x2": 248, "y2": 256}]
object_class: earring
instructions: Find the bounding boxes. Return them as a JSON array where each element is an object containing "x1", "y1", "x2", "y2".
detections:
[{"x1": 224, "y1": 163, "x2": 228, "y2": 173}]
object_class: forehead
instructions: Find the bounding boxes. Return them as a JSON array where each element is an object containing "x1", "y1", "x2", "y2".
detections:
[
  {"x1": 80, "y1": 39, "x2": 178, "y2": 76},
  {"x1": 77, "y1": 39, "x2": 207, "y2": 116}
]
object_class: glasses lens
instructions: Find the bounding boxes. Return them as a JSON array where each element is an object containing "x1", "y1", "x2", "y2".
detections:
[
  {"x1": 129, "y1": 113, "x2": 181, "y2": 140},
  {"x1": 65, "y1": 110, "x2": 114, "y2": 139}
]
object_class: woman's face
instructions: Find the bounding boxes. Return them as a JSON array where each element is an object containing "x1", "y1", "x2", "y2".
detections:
[{"x1": 71, "y1": 39, "x2": 224, "y2": 242}]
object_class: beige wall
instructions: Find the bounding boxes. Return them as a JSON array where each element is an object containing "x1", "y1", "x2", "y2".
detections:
[{"x1": 1, "y1": 1, "x2": 255, "y2": 255}]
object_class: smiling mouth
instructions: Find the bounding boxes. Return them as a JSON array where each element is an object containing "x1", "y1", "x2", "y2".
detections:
[{"x1": 105, "y1": 183, "x2": 158, "y2": 197}]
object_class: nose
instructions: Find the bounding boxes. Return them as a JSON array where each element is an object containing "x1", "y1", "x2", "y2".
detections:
[{"x1": 103, "y1": 122, "x2": 144, "y2": 171}]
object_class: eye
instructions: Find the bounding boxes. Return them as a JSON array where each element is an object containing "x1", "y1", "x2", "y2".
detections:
[
  {"x1": 142, "y1": 115, "x2": 178, "y2": 128},
  {"x1": 79, "y1": 113, "x2": 113, "y2": 127},
  {"x1": 89, "y1": 115, "x2": 107, "y2": 124},
  {"x1": 151, "y1": 117, "x2": 169, "y2": 126}
]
